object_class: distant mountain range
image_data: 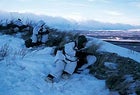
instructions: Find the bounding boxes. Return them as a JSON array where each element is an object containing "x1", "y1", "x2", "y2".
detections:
[{"x1": 0, "y1": 11, "x2": 140, "y2": 31}]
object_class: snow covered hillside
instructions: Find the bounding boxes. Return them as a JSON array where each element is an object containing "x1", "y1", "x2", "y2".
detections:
[
  {"x1": 0, "y1": 33, "x2": 140, "y2": 95},
  {"x1": 87, "y1": 37, "x2": 140, "y2": 63},
  {"x1": 0, "y1": 35, "x2": 110, "y2": 95},
  {"x1": 0, "y1": 15, "x2": 140, "y2": 95}
]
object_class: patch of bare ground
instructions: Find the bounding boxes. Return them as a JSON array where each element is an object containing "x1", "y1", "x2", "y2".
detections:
[{"x1": 89, "y1": 52, "x2": 140, "y2": 95}]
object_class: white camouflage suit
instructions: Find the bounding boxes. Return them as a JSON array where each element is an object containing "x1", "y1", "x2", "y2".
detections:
[
  {"x1": 49, "y1": 42, "x2": 77, "y2": 79},
  {"x1": 31, "y1": 20, "x2": 49, "y2": 43},
  {"x1": 64, "y1": 42, "x2": 77, "y2": 74},
  {"x1": 49, "y1": 50, "x2": 66, "y2": 78}
]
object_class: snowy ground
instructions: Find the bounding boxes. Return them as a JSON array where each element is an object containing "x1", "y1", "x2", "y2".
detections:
[
  {"x1": 0, "y1": 35, "x2": 140, "y2": 95},
  {"x1": 0, "y1": 35, "x2": 110, "y2": 95},
  {"x1": 87, "y1": 37, "x2": 140, "y2": 63}
]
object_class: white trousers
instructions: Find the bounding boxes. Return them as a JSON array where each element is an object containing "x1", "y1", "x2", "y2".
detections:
[
  {"x1": 64, "y1": 61, "x2": 77, "y2": 74},
  {"x1": 50, "y1": 60, "x2": 65, "y2": 78},
  {"x1": 50, "y1": 60, "x2": 77, "y2": 78}
]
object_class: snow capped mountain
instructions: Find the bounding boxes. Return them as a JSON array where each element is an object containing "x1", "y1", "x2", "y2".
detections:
[{"x1": 1, "y1": 11, "x2": 140, "y2": 31}]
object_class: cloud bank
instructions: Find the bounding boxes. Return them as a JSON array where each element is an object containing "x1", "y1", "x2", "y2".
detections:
[{"x1": 0, "y1": 11, "x2": 140, "y2": 31}]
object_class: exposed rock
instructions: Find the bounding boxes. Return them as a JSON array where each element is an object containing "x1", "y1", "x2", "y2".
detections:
[
  {"x1": 104, "y1": 62, "x2": 118, "y2": 70},
  {"x1": 110, "y1": 91, "x2": 120, "y2": 95},
  {"x1": 89, "y1": 51, "x2": 140, "y2": 94}
]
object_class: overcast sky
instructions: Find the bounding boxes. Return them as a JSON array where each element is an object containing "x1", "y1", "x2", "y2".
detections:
[{"x1": 0, "y1": 0, "x2": 140, "y2": 25}]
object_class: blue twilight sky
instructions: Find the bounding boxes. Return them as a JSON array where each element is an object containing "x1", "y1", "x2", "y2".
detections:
[{"x1": 0, "y1": 0, "x2": 140, "y2": 25}]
